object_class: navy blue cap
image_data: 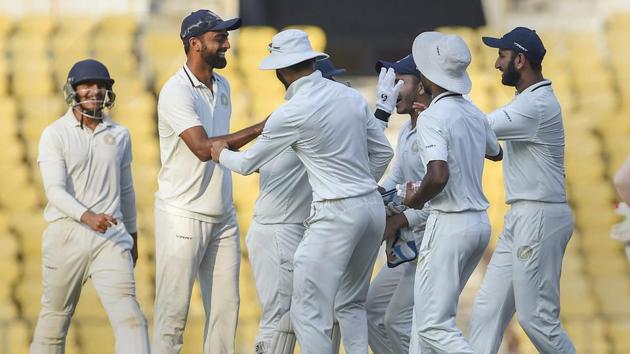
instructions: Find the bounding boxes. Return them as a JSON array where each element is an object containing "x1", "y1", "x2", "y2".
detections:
[
  {"x1": 482, "y1": 27, "x2": 546, "y2": 64},
  {"x1": 315, "y1": 58, "x2": 347, "y2": 79},
  {"x1": 375, "y1": 54, "x2": 421, "y2": 78},
  {"x1": 180, "y1": 10, "x2": 242, "y2": 42},
  {"x1": 67, "y1": 59, "x2": 114, "y2": 88}
]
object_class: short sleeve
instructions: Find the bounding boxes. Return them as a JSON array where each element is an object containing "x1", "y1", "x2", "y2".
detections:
[
  {"x1": 157, "y1": 83, "x2": 203, "y2": 136},
  {"x1": 487, "y1": 97, "x2": 538, "y2": 141},
  {"x1": 417, "y1": 115, "x2": 448, "y2": 165}
]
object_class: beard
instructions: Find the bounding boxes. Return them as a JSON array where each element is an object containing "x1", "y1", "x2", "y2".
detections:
[
  {"x1": 201, "y1": 44, "x2": 227, "y2": 69},
  {"x1": 276, "y1": 70, "x2": 290, "y2": 89},
  {"x1": 501, "y1": 58, "x2": 521, "y2": 86}
]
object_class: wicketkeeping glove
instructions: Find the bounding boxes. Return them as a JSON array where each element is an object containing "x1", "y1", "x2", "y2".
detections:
[{"x1": 376, "y1": 67, "x2": 404, "y2": 114}]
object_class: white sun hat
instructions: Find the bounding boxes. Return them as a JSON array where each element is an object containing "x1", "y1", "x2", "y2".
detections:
[
  {"x1": 412, "y1": 31, "x2": 472, "y2": 95},
  {"x1": 260, "y1": 29, "x2": 329, "y2": 70}
]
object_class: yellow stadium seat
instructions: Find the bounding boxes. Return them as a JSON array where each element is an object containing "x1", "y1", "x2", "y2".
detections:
[
  {"x1": 284, "y1": 25, "x2": 327, "y2": 52},
  {"x1": 609, "y1": 319, "x2": 630, "y2": 352},
  {"x1": 564, "y1": 319, "x2": 610, "y2": 354},
  {"x1": 607, "y1": 11, "x2": 630, "y2": 32},
  {"x1": 0, "y1": 13, "x2": 13, "y2": 38},
  {"x1": 9, "y1": 33, "x2": 49, "y2": 60},
  {"x1": 97, "y1": 14, "x2": 138, "y2": 35},
  {"x1": 0, "y1": 56, "x2": 9, "y2": 95},
  {"x1": 15, "y1": 14, "x2": 56, "y2": 35},
  {"x1": 78, "y1": 319, "x2": 115, "y2": 352},
  {"x1": 12, "y1": 69, "x2": 55, "y2": 98},
  {"x1": 4, "y1": 320, "x2": 31, "y2": 354},
  {"x1": 55, "y1": 16, "x2": 97, "y2": 35}
]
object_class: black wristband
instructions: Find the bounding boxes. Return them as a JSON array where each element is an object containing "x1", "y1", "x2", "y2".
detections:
[{"x1": 374, "y1": 109, "x2": 391, "y2": 122}]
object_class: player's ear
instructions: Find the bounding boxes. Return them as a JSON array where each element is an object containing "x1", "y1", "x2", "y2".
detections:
[
  {"x1": 416, "y1": 80, "x2": 425, "y2": 97},
  {"x1": 515, "y1": 52, "x2": 527, "y2": 70},
  {"x1": 190, "y1": 37, "x2": 201, "y2": 52}
]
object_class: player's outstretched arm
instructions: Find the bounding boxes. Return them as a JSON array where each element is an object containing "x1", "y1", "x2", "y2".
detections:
[{"x1": 179, "y1": 118, "x2": 267, "y2": 162}]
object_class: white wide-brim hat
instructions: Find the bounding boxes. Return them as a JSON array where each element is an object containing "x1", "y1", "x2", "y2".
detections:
[
  {"x1": 412, "y1": 31, "x2": 472, "y2": 95},
  {"x1": 260, "y1": 29, "x2": 329, "y2": 70}
]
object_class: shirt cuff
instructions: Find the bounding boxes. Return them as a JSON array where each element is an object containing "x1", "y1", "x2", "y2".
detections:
[
  {"x1": 219, "y1": 148, "x2": 238, "y2": 171},
  {"x1": 72, "y1": 206, "x2": 89, "y2": 223},
  {"x1": 374, "y1": 109, "x2": 391, "y2": 123},
  {"x1": 123, "y1": 219, "x2": 138, "y2": 234}
]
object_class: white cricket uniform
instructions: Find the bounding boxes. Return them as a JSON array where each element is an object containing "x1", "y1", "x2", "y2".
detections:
[
  {"x1": 246, "y1": 147, "x2": 312, "y2": 352},
  {"x1": 469, "y1": 80, "x2": 576, "y2": 354},
  {"x1": 153, "y1": 65, "x2": 240, "y2": 354},
  {"x1": 31, "y1": 109, "x2": 149, "y2": 354},
  {"x1": 366, "y1": 120, "x2": 430, "y2": 354},
  {"x1": 408, "y1": 92, "x2": 500, "y2": 354},
  {"x1": 220, "y1": 71, "x2": 393, "y2": 354}
]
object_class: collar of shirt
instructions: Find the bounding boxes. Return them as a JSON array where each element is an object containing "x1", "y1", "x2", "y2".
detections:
[
  {"x1": 61, "y1": 107, "x2": 113, "y2": 131},
  {"x1": 285, "y1": 70, "x2": 323, "y2": 100},
  {"x1": 182, "y1": 64, "x2": 216, "y2": 89},
  {"x1": 429, "y1": 91, "x2": 461, "y2": 106},
  {"x1": 518, "y1": 79, "x2": 552, "y2": 95}
]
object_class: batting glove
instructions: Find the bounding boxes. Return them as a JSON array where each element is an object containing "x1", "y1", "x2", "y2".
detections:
[{"x1": 376, "y1": 67, "x2": 404, "y2": 114}]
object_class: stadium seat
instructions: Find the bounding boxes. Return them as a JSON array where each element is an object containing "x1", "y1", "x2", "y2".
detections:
[
  {"x1": 3, "y1": 320, "x2": 31, "y2": 354},
  {"x1": 15, "y1": 14, "x2": 56, "y2": 35},
  {"x1": 283, "y1": 25, "x2": 327, "y2": 52},
  {"x1": 78, "y1": 319, "x2": 115, "y2": 353}
]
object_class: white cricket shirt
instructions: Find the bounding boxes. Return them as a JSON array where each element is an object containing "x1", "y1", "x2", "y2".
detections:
[
  {"x1": 220, "y1": 71, "x2": 393, "y2": 201},
  {"x1": 253, "y1": 147, "x2": 312, "y2": 224},
  {"x1": 381, "y1": 120, "x2": 429, "y2": 227},
  {"x1": 38, "y1": 109, "x2": 137, "y2": 233},
  {"x1": 417, "y1": 92, "x2": 500, "y2": 212},
  {"x1": 487, "y1": 80, "x2": 567, "y2": 204},
  {"x1": 156, "y1": 65, "x2": 233, "y2": 222}
]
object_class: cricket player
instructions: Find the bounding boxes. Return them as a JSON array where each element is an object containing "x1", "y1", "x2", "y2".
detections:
[
  {"x1": 365, "y1": 54, "x2": 432, "y2": 354},
  {"x1": 250, "y1": 57, "x2": 349, "y2": 354},
  {"x1": 468, "y1": 27, "x2": 577, "y2": 354},
  {"x1": 152, "y1": 10, "x2": 266, "y2": 354},
  {"x1": 403, "y1": 32, "x2": 502, "y2": 353},
  {"x1": 210, "y1": 29, "x2": 393, "y2": 354},
  {"x1": 30, "y1": 59, "x2": 150, "y2": 354}
]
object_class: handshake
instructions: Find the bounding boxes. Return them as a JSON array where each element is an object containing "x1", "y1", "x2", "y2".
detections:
[{"x1": 210, "y1": 140, "x2": 229, "y2": 162}]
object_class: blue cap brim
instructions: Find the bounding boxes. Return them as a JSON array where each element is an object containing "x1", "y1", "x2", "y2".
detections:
[
  {"x1": 482, "y1": 36, "x2": 508, "y2": 49},
  {"x1": 326, "y1": 68, "x2": 346, "y2": 78},
  {"x1": 375, "y1": 60, "x2": 420, "y2": 78},
  {"x1": 213, "y1": 17, "x2": 242, "y2": 31}
]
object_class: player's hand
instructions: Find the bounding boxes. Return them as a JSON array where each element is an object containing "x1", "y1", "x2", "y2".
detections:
[
  {"x1": 80, "y1": 211, "x2": 117, "y2": 233},
  {"x1": 383, "y1": 213, "x2": 408, "y2": 242},
  {"x1": 210, "y1": 140, "x2": 228, "y2": 162},
  {"x1": 403, "y1": 181, "x2": 424, "y2": 209},
  {"x1": 376, "y1": 67, "x2": 404, "y2": 114},
  {"x1": 412, "y1": 102, "x2": 428, "y2": 114}
]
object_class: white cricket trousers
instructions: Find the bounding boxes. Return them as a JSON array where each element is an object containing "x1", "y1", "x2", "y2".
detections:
[
  {"x1": 468, "y1": 201, "x2": 576, "y2": 354},
  {"x1": 152, "y1": 207, "x2": 240, "y2": 354},
  {"x1": 366, "y1": 261, "x2": 415, "y2": 354},
  {"x1": 409, "y1": 210, "x2": 490, "y2": 354},
  {"x1": 246, "y1": 220, "x2": 305, "y2": 351},
  {"x1": 291, "y1": 191, "x2": 385, "y2": 354},
  {"x1": 30, "y1": 219, "x2": 150, "y2": 354}
]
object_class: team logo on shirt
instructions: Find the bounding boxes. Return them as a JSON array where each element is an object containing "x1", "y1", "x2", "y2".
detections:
[
  {"x1": 103, "y1": 133, "x2": 116, "y2": 145},
  {"x1": 517, "y1": 245, "x2": 533, "y2": 260},
  {"x1": 220, "y1": 93, "x2": 229, "y2": 106},
  {"x1": 412, "y1": 141, "x2": 420, "y2": 152}
]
